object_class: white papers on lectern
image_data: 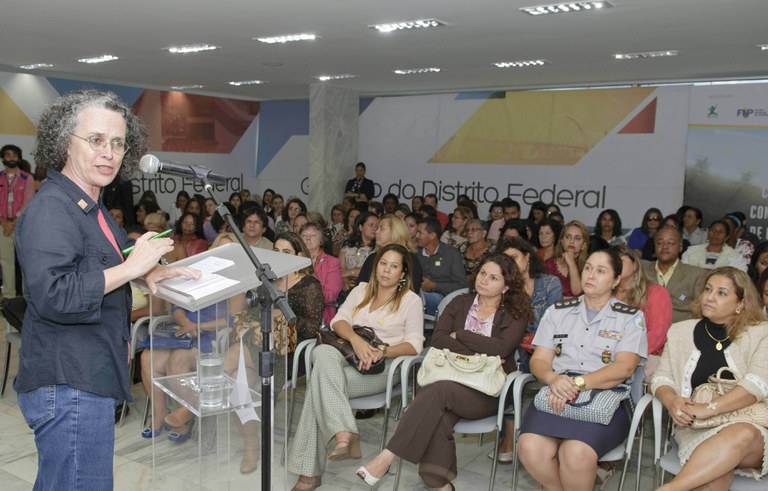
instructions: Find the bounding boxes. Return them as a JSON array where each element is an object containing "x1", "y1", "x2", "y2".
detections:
[{"x1": 160, "y1": 271, "x2": 239, "y2": 300}]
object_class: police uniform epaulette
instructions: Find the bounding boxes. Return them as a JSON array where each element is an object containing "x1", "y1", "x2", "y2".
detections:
[
  {"x1": 554, "y1": 298, "x2": 580, "y2": 309},
  {"x1": 611, "y1": 302, "x2": 639, "y2": 314}
]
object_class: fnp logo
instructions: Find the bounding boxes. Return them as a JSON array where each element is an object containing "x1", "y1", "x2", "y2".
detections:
[{"x1": 737, "y1": 107, "x2": 754, "y2": 118}]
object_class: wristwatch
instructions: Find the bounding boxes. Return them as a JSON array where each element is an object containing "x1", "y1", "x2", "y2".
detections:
[
  {"x1": 573, "y1": 376, "x2": 587, "y2": 391},
  {"x1": 378, "y1": 345, "x2": 388, "y2": 357}
]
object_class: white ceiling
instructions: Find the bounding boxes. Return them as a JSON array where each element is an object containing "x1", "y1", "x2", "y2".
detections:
[{"x1": 1, "y1": 0, "x2": 767, "y2": 101}]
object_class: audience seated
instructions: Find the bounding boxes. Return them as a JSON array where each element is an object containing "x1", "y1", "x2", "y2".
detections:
[
  {"x1": 749, "y1": 241, "x2": 768, "y2": 285},
  {"x1": 543, "y1": 220, "x2": 589, "y2": 298},
  {"x1": 144, "y1": 212, "x2": 186, "y2": 263},
  {"x1": 287, "y1": 244, "x2": 424, "y2": 491},
  {"x1": 416, "y1": 217, "x2": 469, "y2": 316},
  {"x1": 357, "y1": 214, "x2": 423, "y2": 294},
  {"x1": 613, "y1": 244, "x2": 673, "y2": 381},
  {"x1": 357, "y1": 253, "x2": 528, "y2": 489},
  {"x1": 652, "y1": 267, "x2": 768, "y2": 490},
  {"x1": 592, "y1": 209, "x2": 626, "y2": 246},
  {"x1": 227, "y1": 232, "x2": 324, "y2": 473},
  {"x1": 240, "y1": 205, "x2": 273, "y2": 250},
  {"x1": 462, "y1": 219, "x2": 492, "y2": 277},
  {"x1": 537, "y1": 218, "x2": 563, "y2": 263},
  {"x1": 680, "y1": 206, "x2": 707, "y2": 246},
  {"x1": 300, "y1": 222, "x2": 343, "y2": 325},
  {"x1": 682, "y1": 220, "x2": 748, "y2": 271},
  {"x1": 643, "y1": 226, "x2": 706, "y2": 324},
  {"x1": 440, "y1": 205, "x2": 471, "y2": 250},
  {"x1": 424, "y1": 194, "x2": 449, "y2": 230},
  {"x1": 626, "y1": 207, "x2": 663, "y2": 257},
  {"x1": 277, "y1": 197, "x2": 308, "y2": 235},
  {"x1": 339, "y1": 211, "x2": 378, "y2": 293},
  {"x1": 486, "y1": 201, "x2": 505, "y2": 244},
  {"x1": 723, "y1": 213, "x2": 755, "y2": 263},
  {"x1": 172, "y1": 211, "x2": 208, "y2": 258},
  {"x1": 518, "y1": 249, "x2": 647, "y2": 491}
]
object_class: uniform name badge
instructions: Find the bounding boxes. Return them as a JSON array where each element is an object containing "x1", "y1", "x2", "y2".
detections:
[
  {"x1": 434, "y1": 260, "x2": 441, "y2": 267},
  {"x1": 555, "y1": 344, "x2": 562, "y2": 356}
]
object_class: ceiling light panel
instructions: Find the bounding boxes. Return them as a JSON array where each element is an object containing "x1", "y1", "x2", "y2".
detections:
[
  {"x1": 521, "y1": 2, "x2": 612, "y2": 16},
  {"x1": 228, "y1": 80, "x2": 267, "y2": 86},
  {"x1": 614, "y1": 50, "x2": 678, "y2": 60},
  {"x1": 255, "y1": 33, "x2": 317, "y2": 44},
  {"x1": 18, "y1": 63, "x2": 54, "y2": 70},
  {"x1": 393, "y1": 67, "x2": 441, "y2": 75},
  {"x1": 166, "y1": 44, "x2": 219, "y2": 54},
  {"x1": 493, "y1": 59, "x2": 550, "y2": 68},
  {"x1": 369, "y1": 18, "x2": 446, "y2": 33},
  {"x1": 315, "y1": 74, "x2": 357, "y2": 81},
  {"x1": 170, "y1": 84, "x2": 206, "y2": 90},
  {"x1": 758, "y1": 44, "x2": 768, "y2": 51},
  {"x1": 77, "y1": 55, "x2": 119, "y2": 64}
]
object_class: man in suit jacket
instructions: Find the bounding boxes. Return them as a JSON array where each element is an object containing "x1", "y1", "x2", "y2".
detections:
[
  {"x1": 416, "y1": 217, "x2": 468, "y2": 316},
  {"x1": 643, "y1": 226, "x2": 706, "y2": 324},
  {"x1": 344, "y1": 162, "x2": 375, "y2": 202}
]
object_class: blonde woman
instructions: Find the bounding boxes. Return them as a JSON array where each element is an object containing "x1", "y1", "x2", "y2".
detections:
[
  {"x1": 612, "y1": 244, "x2": 673, "y2": 380},
  {"x1": 440, "y1": 206, "x2": 472, "y2": 250},
  {"x1": 287, "y1": 244, "x2": 424, "y2": 491},
  {"x1": 653, "y1": 267, "x2": 768, "y2": 490},
  {"x1": 543, "y1": 220, "x2": 589, "y2": 298},
  {"x1": 356, "y1": 214, "x2": 423, "y2": 292}
]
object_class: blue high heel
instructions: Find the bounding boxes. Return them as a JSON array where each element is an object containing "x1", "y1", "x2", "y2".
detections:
[
  {"x1": 167, "y1": 419, "x2": 196, "y2": 443},
  {"x1": 141, "y1": 423, "x2": 169, "y2": 438}
]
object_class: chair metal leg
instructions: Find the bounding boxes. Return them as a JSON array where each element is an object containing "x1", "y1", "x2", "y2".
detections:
[
  {"x1": 281, "y1": 385, "x2": 296, "y2": 465},
  {"x1": 0, "y1": 342, "x2": 10, "y2": 397},
  {"x1": 392, "y1": 457, "x2": 403, "y2": 491},
  {"x1": 511, "y1": 427, "x2": 522, "y2": 489},
  {"x1": 488, "y1": 430, "x2": 501, "y2": 491},
  {"x1": 380, "y1": 407, "x2": 390, "y2": 452},
  {"x1": 118, "y1": 358, "x2": 136, "y2": 427},
  {"x1": 634, "y1": 419, "x2": 645, "y2": 491},
  {"x1": 142, "y1": 394, "x2": 150, "y2": 428}
]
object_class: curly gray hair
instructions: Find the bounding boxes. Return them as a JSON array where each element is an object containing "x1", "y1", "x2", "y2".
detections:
[{"x1": 33, "y1": 89, "x2": 148, "y2": 180}]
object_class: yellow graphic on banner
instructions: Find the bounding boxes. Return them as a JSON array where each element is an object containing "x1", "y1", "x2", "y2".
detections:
[
  {"x1": 430, "y1": 87, "x2": 655, "y2": 165},
  {"x1": 0, "y1": 88, "x2": 36, "y2": 135}
]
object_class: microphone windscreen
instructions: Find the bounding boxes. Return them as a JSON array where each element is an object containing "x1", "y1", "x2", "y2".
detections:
[{"x1": 139, "y1": 154, "x2": 160, "y2": 173}]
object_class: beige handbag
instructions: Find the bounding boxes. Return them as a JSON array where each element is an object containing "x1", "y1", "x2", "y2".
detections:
[
  {"x1": 690, "y1": 367, "x2": 768, "y2": 429},
  {"x1": 416, "y1": 347, "x2": 506, "y2": 397}
]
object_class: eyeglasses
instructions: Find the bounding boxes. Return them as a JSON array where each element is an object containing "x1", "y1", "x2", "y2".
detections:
[
  {"x1": 647, "y1": 216, "x2": 661, "y2": 222},
  {"x1": 71, "y1": 133, "x2": 129, "y2": 154}
]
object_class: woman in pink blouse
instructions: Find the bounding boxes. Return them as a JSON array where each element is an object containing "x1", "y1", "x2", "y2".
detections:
[
  {"x1": 172, "y1": 212, "x2": 208, "y2": 258},
  {"x1": 300, "y1": 221, "x2": 342, "y2": 326}
]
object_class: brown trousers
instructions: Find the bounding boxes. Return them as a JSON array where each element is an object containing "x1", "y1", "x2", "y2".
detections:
[{"x1": 387, "y1": 380, "x2": 498, "y2": 488}]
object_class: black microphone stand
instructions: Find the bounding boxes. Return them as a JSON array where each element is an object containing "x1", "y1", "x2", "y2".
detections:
[{"x1": 197, "y1": 171, "x2": 295, "y2": 491}]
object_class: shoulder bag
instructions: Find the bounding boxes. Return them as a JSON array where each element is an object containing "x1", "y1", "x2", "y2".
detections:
[
  {"x1": 416, "y1": 347, "x2": 507, "y2": 397},
  {"x1": 533, "y1": 372, "x2": 631, "y2": 425},
  {"x1": 690, "y1": 367, "x2": 768, "y2": 429},
  {"x1": 317, "y1": 325, "x2": 387, "y2": 375}
]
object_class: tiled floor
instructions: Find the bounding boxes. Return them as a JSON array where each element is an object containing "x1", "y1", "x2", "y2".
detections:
[{"x1": 0, "y1": 342, "x2": 661, "y2": 490}]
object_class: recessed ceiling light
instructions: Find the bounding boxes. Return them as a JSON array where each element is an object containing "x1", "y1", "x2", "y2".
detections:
[
  {"x1": 614, "y1": 50, "x2": 678, "y2": 60},
  {"x1": 170, "y1": 84, "x2": 206, "y2": 90},
  {"x1": 521, "y1": 2, "x2": 612, "y2": 16},
  {"x1": 262, "y1": 62, "x2": 284, "y2": 67},
  {"x1": 315, "y1": 74, "x2": 358, "y2": 81},
  {"x1": 493, "y1": 59, "x2": 550, "y2": 68},
  {"x1": 18, "y1": 63, "x2": 55, "y2": 70},
  {"x1": 393, "y1": 67, "x2": 441, "y2": 75},
  {"x1": 228, "y1": 80, "x2": 267, "y2": 86},
  {"x1": 255, "y1": 33, "x2": 317, "y2": 44},
  {"x1": 758, "y1": 44, "x2": 768, "y2": 51},
  {"x1": 166, "y1": 44, "x2": 219, "y2": 54},
  {"x1": 369, "y1": 18, "x2": 446, "y2": 33},
  {"x1": 77, "y1": 55, "x2": 119, "y2": 64}
]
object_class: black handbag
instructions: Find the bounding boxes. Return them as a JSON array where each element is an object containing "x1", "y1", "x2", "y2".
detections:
[{"x1": 317, "y1": 325, "x2": 387, "y2": 374}]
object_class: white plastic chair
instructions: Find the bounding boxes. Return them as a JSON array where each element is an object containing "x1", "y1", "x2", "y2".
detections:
[
  {"x1": 0, "y1": 319, "x2": 21, "y2": 397},
  {"x1": 117, "y1": 315, "x2": 152, "y2": 426},
  {"x1": 512, "y1": 366, "x2": 655, "y2": 491},
  {"x1": 653, "y1": 396, "x2": 765, "y2": 490},
  {"x1": 305, "y1": 340, "x2": 422, "y2": 452},
  {"x1": 391, "y1": 368, "x2": 520, "y2": 491},
  {"x1": 434, "y1": 288, "x2": 469, "y2": 325}
]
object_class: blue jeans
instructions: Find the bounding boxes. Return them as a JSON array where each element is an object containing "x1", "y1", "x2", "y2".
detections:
[
  {"x1": 422, "y1": 291, "x2": 445, "y2": 317},
  {"x1": 18, "y1": 384, "x2": 116, "y2": 491}
]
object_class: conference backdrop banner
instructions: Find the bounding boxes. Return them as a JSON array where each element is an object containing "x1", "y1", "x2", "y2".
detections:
[
  {"x1": 259, "y1": 86, "x2": 690, "y2": 227},
  {"x1": 685, "y1": 83, "x2": 768, "y2": 241}
]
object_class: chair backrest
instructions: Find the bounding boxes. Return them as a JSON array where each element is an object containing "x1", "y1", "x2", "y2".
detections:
[
  {"x1": 629, "y1": 364, "x2": 645, "y2": 404},
  {"x1": 434, "y1": 288, "x2": 469, "y2": 324}
]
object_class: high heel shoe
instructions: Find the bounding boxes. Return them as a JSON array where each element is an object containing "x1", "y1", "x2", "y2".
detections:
[
  {"x1": 356, "y1": 465, "x2": 389, "y2": 486},
  {"x1": 140, "y1": 423, "x2": 169, "y2": 438},
  {"x1": 291, "y1": 475, "x2": 321, "y2": 491},
  {"x1": 328, "y1": 433, "x2": 361, "y2": 461},
  {"x1": 167, "y1": 419, "x2": 196, "y2": 443}
]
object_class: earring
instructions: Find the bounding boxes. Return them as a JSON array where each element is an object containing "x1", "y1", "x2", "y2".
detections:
[
  {"x1": 736, "y1": 309, "x2": 742, "y2": 315},
  {"x1": 397, "y1": 277, "x2": 406, "y2": 291}
]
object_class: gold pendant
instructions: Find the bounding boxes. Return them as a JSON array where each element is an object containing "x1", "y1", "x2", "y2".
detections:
[{"x1": 715, "y1": 341, "x2": 723, "y2": 351}]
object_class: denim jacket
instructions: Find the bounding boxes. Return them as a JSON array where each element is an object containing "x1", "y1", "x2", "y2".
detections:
[
  {"x1": 14, "y1": 170, "x2": 132, "y2": 401},
  {"x1": 529, "y1": 274, "x2": 563, "y2": 333}
]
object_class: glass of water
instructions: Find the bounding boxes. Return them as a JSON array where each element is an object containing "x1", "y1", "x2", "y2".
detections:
[{"x1": 197, "y1": 352, "x2": 225, "y2": 407}]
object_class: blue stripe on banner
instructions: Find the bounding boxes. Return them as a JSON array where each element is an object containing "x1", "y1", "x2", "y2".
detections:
[
  {"x1": 46, "y1": 77, "x2": 145, "y2": 106},
  {"x1": 256, "y1": 100, "x2": 309, "y2": 175}
]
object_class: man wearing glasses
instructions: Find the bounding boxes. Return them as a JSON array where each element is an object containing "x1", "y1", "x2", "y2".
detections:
[{"x1": 0, "y1": 144, "x2": 35, "y2": 299}]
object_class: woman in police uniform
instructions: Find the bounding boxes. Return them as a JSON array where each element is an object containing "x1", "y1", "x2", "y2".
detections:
[{"x1": 517, "y1": 249, "x2": 648, "y2": 491}]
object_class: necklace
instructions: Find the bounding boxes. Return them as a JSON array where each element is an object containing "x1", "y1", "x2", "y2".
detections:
[{"x1": 704, "y1": 321, "x2": 729, "y2": 351}]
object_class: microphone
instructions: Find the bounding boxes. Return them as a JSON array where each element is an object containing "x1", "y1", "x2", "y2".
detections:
[{"x1": 138, "y1": 154, "x2": 229, "y2": 184}]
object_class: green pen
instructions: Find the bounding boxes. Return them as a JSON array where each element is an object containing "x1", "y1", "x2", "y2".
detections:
[{"x1": 121, "y1": 228, "x2": 173, "y2": 256}]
